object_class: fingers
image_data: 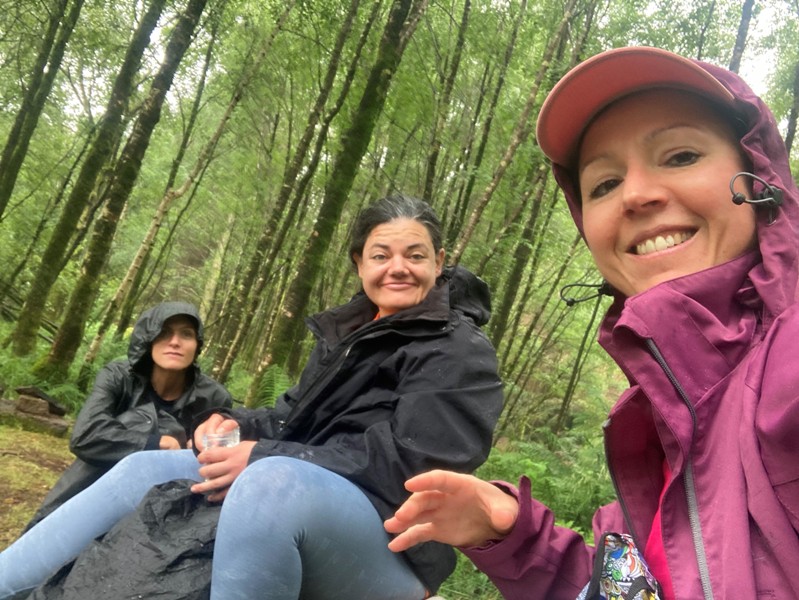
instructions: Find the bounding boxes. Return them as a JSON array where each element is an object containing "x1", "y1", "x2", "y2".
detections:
[
  {"x1": 386, "y1": 523, "x2": 437, "y2": 552},
  {"x1": 391, "y1": 490, "x2": 445, "y2": 522},
  {"x1": 218, "y1": 418, "x2": 239, "y2": 433},
  {"x1": 191, "y1": 441, "x2": 256, "y2": 498},
  {"x1": 159, "y1": 435, "x2": 181, "y2": 450},
  {"x1": 194, "y1": 413, "x2": 225, "y2": 450}
]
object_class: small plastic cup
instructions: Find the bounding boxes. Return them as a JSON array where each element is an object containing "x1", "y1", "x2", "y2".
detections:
[{"x1": 202, "y1": 426, "x2": 240, "y2": 449}]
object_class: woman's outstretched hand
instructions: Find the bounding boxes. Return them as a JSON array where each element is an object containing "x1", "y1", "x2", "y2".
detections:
[{"x1": 384, "y1": 470, "x2": 520, "y2": 552}]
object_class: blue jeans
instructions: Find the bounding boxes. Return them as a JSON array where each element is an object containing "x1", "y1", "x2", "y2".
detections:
[{"x1": 0, "y1": 451, "x2": 425, "y2": 600}]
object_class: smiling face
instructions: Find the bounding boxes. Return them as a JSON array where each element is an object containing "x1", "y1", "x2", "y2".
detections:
[
  {"x1": 577, "y1": 89, "x2": 757, "y2": 297},
  {"x1": 353, "y1": 218, "x2": 445, "y2": 317},
  {"x1": 150, "y1": 315, "x2": 198, "y2": 373}
]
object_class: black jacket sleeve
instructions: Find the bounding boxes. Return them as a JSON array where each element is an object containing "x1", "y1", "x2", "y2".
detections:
[
  {"x1": 70, "y1": 363, "x2": 157, "y2": 467},
  {"x1": 242, "y1": 321, "x2": 503, "y2": 514},
  {"x1": 71, "y1": 364, "x2": 233, "y2": 466}
]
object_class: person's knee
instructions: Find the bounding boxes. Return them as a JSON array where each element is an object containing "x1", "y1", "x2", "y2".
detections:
[{"x1": 224, "y1": 457, "x2": 331, "y2": 525}]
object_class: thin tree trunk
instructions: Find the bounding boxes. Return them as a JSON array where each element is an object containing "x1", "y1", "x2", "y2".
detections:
[
  {"x1": 553, "y1": 293, "x2": 604, "y2": 433},
  {"x1": 489, "y1": 167, "x2": 548, "y2": 346},
  {"x1": 0, "y1": 0, "x2": 85, "y2": 220},
  {"x1": 422, "y1": 0, "x2": 470, "y2": 203},
  {"x1": 785, "y1": 59, "x2": 799, "y2": 155},
  {"x1": 503, "y1": 232, "x2": 581, "y2": 374},
  {"x1": 9, "y1": 0, "x2": 167, "y2": 357},
  {"x1": 77, "y1": 13, "x2": 229, "y2": 385},
  {"x1": 210, "y1": 0, "x2": 361, "y2": 381},
  {"x1": 450, "y1": 0, "x2": 576, "y2": 263},
  {"x1": 36, "y1": 0, "x2": 208, "y2": 381},
  {"x1": 269, "y1": 0, "x2": 429, "y2": 375},
  {"x1": 444, "y1": 23, "x2": 518, "y2": 250},
  {"x1": 695, "y1": 0, "x2": 716, "y2": 61},
  {"x1": 728, "y1": 0, "x2": 754, "y2": 73}
]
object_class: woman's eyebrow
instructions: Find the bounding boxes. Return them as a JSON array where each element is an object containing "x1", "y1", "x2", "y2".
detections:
[{"x1": 579, "y1": 123, "x2": 703, "y2": 175}]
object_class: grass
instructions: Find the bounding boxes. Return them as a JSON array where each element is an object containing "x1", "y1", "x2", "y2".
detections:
[{"x1": 0, "y1": 423, "x2": 73, "y2": 550}]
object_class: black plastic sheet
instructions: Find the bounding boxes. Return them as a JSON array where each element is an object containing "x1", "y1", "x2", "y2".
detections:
[{"x1": 29, "y1": 479, "x2": 220, "y2": 600}]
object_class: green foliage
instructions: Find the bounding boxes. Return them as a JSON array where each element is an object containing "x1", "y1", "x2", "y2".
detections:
[
  {"x1": 478, "y1": 432, "x2": 613, "y2": 540},
  {"x1": 252, "y1": 363, "x2": 294, "y2": 409},
  {"x1": 440, "y1": 426, "x2": 614, "y2": 597}
]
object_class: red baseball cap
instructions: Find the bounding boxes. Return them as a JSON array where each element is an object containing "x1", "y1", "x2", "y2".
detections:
[{"x1": 535, "y1": 46, "x2": 737, "y2": 167}]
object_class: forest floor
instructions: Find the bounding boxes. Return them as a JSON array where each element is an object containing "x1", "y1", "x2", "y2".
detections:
[{"x1": 0, "y1": 425, "x2": 72, "y2": 550}]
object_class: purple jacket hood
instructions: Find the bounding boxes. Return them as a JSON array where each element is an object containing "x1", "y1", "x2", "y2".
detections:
[
  {"x1": 463, "y1": 61, "x2": 799, "y2": 600},
  {"x1": 551, "y1": 61, "x2": 799, "y2": 328}
]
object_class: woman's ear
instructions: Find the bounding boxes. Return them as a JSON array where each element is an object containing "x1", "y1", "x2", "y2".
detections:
[{"x1": 435, "y1": 248, "x2": 445, "y2": 275}]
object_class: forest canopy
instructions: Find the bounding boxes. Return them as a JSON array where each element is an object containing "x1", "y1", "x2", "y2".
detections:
[{"x1": 0, "y1": 0, "x2": 797, "y2": 442}]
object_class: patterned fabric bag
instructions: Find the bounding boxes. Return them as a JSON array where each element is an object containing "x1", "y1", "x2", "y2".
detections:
[{"x1": 576, "y1": 532, "x2": 662, "y2": 600}]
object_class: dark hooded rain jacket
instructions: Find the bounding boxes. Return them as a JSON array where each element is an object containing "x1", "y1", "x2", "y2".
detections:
[{"x1": 25, "y1": 302, "x2": 232, "y2": 530}]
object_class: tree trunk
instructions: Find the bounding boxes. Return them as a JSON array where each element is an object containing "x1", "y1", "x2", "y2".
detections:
[
  {"x1": 785, "y1": 59, "x2": 799, "y2": 156},
  {"x1": 728, "y1": 0, "x2": 754, "y2": 73},
  {"x1": 553, "y1": 293, "x2": 604, "y2": 433},
  {"x1": 0, "y1": 0, "x2": 84, "y2": 220},
  {"x1": 422, "y1": 0, "x2": 470, "y2": 203},
  {"x1": 443, "y1": 33, "x2": 515, "y2": 249},
  {"x1": 488, "y1": 167, "x2": 548, "y2": 346},
  {"x1": 269, "y1": 0, "x2": 429, "y2": 375},
  {"x1": 77, "y1": 14, "x2": 223, "y2": 385},
  {"x1": 8, "y1": 0, "x2": 167, "y2": 357},
  {"x1": 695, "y1": 0, "x2": 716, "y2": 61},
  {"x1": 210, "y1": 0, "x2": 360, "y2": 381},
  {"x1": 36, "y1": 0, "x2": 208, "y2": 381},
  {"x1": 450, "y1": 0, "x2": 576, "y2": 263}
]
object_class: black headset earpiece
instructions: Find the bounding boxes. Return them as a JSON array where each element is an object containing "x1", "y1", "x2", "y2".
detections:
[{"x1": 729, "y1": 172, "x2": 783, "y2": 223}]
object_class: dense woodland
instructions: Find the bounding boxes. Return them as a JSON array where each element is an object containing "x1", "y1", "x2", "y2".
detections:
[
  {"x1": 1, "y1": 0, "x2": 798, "y2": 436},
  {"x1": 1, "y1": 0, "x2": 797, "y2": 595}
]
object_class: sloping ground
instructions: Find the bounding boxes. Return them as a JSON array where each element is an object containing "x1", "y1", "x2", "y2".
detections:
[{"x1": 0, "y1": 425, "x2": 72, "y2": 550}]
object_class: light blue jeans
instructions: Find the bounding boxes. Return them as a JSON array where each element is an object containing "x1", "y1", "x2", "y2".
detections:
[{"x1": 0, "y1": 451, "x2": 426, "y2": 600}]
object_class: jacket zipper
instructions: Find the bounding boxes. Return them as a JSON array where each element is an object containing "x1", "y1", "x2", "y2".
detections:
[
  {"x1": 645, "y1": 338, "x2": 715, "y2": 600},
  {"x1": 278, "y1": 344, "x2": 353, "y2": 433}
]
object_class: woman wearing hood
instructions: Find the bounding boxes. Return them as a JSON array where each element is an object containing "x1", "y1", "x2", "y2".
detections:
[
  {"x1": 1, "y1": 194, "x2": 503, "y2": 600},
  {"x1": 23, "y1": 301, "x2": 233, "y2": 530},
  {"x1": 385, "y1": 47, "x2": 799, "y2": 599}
]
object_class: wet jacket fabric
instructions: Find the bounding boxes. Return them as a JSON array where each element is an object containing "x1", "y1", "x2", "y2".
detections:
[
  {"x1": 463, "y1": 63, "x2": 799, "y2": 598},
  {"x1": 26, "y1": 302, "x2": 232, "y2": 529},
  {"x1": 222, "y1": 266, "x2": 503, "y2": 593}
]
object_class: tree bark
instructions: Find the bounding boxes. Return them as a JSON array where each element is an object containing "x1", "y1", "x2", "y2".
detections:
[
  {"x1": 268, "y1": 0, "x2": 429, "y2": 375},
  {"x1": 77, "y1": 13, "x2": 224, "y2": 385},
  {"x1": 0, "y1": 0, "x2": 85, "y2": 220},
  {"x1": 36, "y1": 0, "x2": 208, "y2": 380},
  {"x1": 9, "y1": 0, "x2": 167, "y2": 357},
  {"x1": 450, "y1": 0, "x2": 576, "y2": 263},
  {"x1": 422, "y1": 0, "x2": 470, "y2": 203},
  {"x1": 488, "y1": 166, "x2": 548, "y2": 346},
  {"x1": 785, "y1": 59, "x2": 799, "y2": 156},
  {"x1": 210, "y1": 0, "x2": 360, "y2": 381},
  {"x1": 728, "y1": 0, "x2": 754, "y2": 73}
]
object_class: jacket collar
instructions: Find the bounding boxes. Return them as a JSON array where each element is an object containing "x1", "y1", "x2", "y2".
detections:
[
  {"x1": 307, "y1": 278, "x2": 451, "y2": 348},
  {"x1": 601, "y1": 252, "x2": 761, "y2": 422}
]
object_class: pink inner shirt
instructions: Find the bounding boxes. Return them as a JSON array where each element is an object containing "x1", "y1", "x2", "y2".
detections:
[{"x1": 644, "y1": 460, "x2": 676, "y2": 600}]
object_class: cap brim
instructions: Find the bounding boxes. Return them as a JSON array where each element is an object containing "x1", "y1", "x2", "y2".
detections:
[{"x1": 535, "y1": 46, "x2": 736, "y2": 167}]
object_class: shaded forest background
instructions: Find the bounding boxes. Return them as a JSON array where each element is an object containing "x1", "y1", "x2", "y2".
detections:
[{"x1": 0, "y1": 0, "x2": 798, "y2": 593}]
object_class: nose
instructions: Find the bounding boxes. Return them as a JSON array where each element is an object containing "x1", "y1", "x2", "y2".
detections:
[
  {"x1": 620, "y1": 165, "x2": 667, "y2": 216},
  {"x1": 387, "y1": 255, "x2": 409, "y2": 274}
]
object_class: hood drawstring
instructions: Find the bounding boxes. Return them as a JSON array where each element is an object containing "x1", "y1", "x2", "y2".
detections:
[
  {"x1": 560, "y1": 281, "x2": 614, "y2": 307},
  {"x1": 729, "y1": 171, "x2": 783, "y2": 224}
]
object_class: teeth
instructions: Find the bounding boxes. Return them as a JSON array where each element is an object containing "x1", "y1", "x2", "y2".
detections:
[{"x1": 636, "y1": 232, "x2": 691, "y2": 256}]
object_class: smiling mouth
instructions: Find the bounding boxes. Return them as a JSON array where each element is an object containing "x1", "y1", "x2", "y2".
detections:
[{"x1": 633, "y1": 231, "x2": 695, "y2": 256}]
